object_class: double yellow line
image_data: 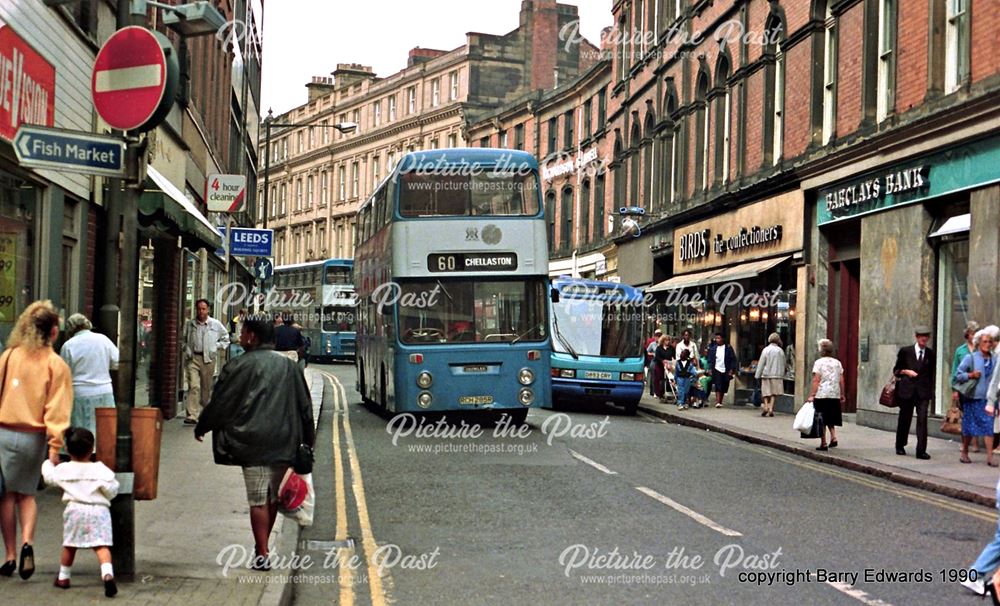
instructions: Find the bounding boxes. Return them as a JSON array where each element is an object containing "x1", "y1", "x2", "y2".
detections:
[
  {"x1": 324, "y1": 370, "x2": 394, "y2": 606},
  {"x1": 694, "y1": 427, "x2": 998, "y2": 523}
]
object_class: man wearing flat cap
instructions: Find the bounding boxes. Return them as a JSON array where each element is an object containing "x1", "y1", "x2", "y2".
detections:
[{"x1": 893, "y1": 326, "x2": 935, "y2": 459}]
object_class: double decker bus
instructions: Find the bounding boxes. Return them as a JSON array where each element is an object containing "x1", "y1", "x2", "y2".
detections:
[
  {"x1": 354, "y1": 149, "x2": 551, "y2": 423},
  {"x1": 549, "y1": 278, "x2": 646, "y2": 415},
  {"x1": 268, "y1": 259, "x2": 356, "y2": 361}
]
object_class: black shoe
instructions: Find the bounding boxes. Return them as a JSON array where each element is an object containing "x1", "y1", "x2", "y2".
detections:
[
  {"x1": 104, "y1": 575, "x2": 117, "y2": 597},
  {"x1": 896, "y1": 448, "x2": 906, "y2": 456},
  {"x1": 183, "y1": 418, "x2": 197, "y2": 425},
  {"x1": 829, "y1": 440, "x2": 838, "y2": 448},
  {"x1": 816, "y1": 445, "x2": 829, "y2": 451},
  {"x1": 18, "y1": 544, "x2": 33, "y2": 580},
  {"x1": 916, "y1": 452, "x2": 931, "y2": 460},
  {"x1": 0, "y1": 560, "x2": 14, "y2": 576}
]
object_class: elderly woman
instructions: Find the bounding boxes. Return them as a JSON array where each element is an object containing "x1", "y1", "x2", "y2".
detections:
[
  {"x1": 0, "y1": 301, "x2": 73, "y2": 579},
  {"x1": 59, "y1": 314, "x2": 119, "y2": 440},
  {"x1": 755, "y1": 333, "x2": 786, "y2": 418},
  {"x1": 954, "y1": 321, "x2": 982, "y2": 452},
  {"x1": 955, "y1": 326, "x2": 998, "y2": 466},
  {"x1": 806, "y1": 339, "x2": 845, "y2": 451}
]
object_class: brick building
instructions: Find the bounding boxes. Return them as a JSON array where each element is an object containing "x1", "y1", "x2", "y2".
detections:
[
  {"x1": 257, "y1": 0, "x2": 598, "y2": 265},
  {"x1": 486, "y1": 0, "x2": 998, "y2": 429}
]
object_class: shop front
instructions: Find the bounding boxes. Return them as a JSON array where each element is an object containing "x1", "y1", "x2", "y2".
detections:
[
  {"x1": 815, "y1": 133, "x2": 1000, "y2": 432},
  {"x1": 646, "y1": 191, "x2": 806, "y2": 410}
]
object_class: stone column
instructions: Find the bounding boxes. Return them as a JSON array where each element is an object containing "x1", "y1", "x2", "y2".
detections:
[{"x1": 969, "y1": 184, "x2": 1000, "y2": 323}]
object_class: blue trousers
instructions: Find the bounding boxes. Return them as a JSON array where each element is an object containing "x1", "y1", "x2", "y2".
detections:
[
  {"x1": 973, "y1": 502, "x2": 1000, "y2": 576},
  {"x1": 675, "y1": 376, "x2": 692, "y2": 406}
]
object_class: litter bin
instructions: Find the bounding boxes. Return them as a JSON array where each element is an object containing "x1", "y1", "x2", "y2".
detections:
[{"x1": 94, "y1": 407, "x2": 163, "y2": 500}]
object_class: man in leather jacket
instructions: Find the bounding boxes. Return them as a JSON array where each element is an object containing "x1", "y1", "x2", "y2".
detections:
[{"x1": 195, "y1": 316, "x2": 315, "y2": 568}]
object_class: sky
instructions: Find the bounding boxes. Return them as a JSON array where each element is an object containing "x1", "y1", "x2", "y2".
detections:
[{"x1": 260, "y1": 1, "x2": 611, "y2": 116}]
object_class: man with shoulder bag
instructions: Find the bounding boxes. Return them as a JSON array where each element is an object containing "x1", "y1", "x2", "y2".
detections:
[{"x1": 893, "y1": 326, "x2": 935, "y2": 460}]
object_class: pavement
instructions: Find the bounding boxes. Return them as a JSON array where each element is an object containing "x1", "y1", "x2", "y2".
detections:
[
  {"x1": 638, "y1": 394, "x2": 1000, "y2": 508},
  {"x1": 0, "y1": 366, "x2": 324, "y2": 606}
]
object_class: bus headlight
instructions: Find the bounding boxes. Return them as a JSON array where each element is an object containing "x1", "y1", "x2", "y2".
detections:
[
  {"x1": 518, "y1": 368, "x2": 534, "y2": 385},
  {"x1": 417, "y1": 392, "x2": 433, "y2": 408},
  {"x1": 621, "y1": 372, "x2": 645, "y2": 382},
  {"x1": 551, "y1": 368, "x2": 575, "y2": 379},
  {"x1": 416, "y1": 371, "x2": 433, "y2": 388},
  {"x1": 518, "y1": 388, "x2": 534, "y2": 406}
]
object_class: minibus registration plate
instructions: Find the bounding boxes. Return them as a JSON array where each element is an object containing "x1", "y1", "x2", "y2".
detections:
[
  {"x1": 459, "y1": 395, "x2": 494, "y2": 405},
  {"x1": 583, "y1": 371, "x2": 613, "y2": 380}
]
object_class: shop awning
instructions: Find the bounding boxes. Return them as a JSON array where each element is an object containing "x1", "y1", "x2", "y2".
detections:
[
  {"x1": 646, "y1": 267, "x2": 728, "y2": 292},
  {"x1": 928, "y1": 213, "x2": 970, "y2": 238},
  {"x1": 646, "y1": 256, "x2": 790, "y2": 293},
  {"x1": 708, "y1": 256, "x2": 790, "y2": 282},
  {"x1": 139, "y1": 166, "x2": 223, "y2": 251}
]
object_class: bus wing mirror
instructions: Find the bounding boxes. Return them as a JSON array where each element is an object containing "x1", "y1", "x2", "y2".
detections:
[{"x1": 550, "y1": 289, "x2": 560, "y2": 304}]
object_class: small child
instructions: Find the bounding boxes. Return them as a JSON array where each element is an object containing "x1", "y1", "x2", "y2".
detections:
[{"x1": 42, "y1": 427, "x2": 119, "y2": 597}]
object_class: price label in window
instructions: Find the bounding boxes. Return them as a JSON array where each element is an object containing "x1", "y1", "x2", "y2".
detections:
[{"x1": 0, "y1": 235, "x2": 16, "y2": 322}]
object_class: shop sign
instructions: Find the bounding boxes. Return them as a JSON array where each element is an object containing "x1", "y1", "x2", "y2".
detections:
[
  {"x1": 0, "y1": 20, "x2": 56, "y2": 143},
  {"x1": 673, "y1": 191, "x2": 803, "y2": 273},
  {"x1": 818, "y1": 135, "x2": 1000, "y2": 225},
  {"x1": 542, "y1": 148, "x2": 601, "y2": 181}
]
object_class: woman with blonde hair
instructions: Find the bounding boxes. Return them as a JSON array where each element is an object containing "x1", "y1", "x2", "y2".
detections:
[{"x1": 0, "y1": 301, "x2": 73, "y2": 579}]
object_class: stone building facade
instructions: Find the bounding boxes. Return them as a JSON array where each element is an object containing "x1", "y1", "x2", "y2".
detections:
[{"x1": 258, "y1": 0, "x2": 598, "y2": 266}]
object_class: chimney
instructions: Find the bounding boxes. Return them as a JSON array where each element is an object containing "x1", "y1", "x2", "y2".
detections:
[
  {"x1": 332, "y1": 63, "x2": 375, "y2": 91},
  {"x1": 407, "y1": 47, "x2": 449, "y2": 67},
  {"x1": 306, "y1": 76, "x2": 336, "y2": 101},
  {"x1": 520, "y1": 0, "x2": 561, "y2": 90}
]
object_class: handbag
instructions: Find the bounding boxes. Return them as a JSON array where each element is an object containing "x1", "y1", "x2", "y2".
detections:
[
  {"x1": 941, "y1": 405, "x2": 963, "y2": 435},
  {"x1": 801, "y1": 411, "x2": 825, "y2": 440},
  {"x1": 751, "y1": 380, "x2": 762, "y2": 407},
  {"x1": 293, "y1": 443, "x2": 314, "y2": 475},
  {"x1": 879, "y1": 376, "x2": 898, "y2": 408},
  {"x1": 953, "y1": 376, "x2": 979, "y2": 399}
]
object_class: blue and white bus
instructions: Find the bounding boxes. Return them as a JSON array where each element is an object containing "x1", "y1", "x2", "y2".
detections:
[
  {"x1": 549, "y1": 278, "x2": 646, "y2": 415},
  {"x1": 269, "y1": 259, "x2": 356, "y2": 361},
  {"x1": 354, "y1": 149, "x2": 551, "y2": 423}
]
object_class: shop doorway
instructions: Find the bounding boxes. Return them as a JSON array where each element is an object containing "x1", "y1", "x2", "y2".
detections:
[{"x1": 829, "y1": 259, "x2": 860, "y2": 413}]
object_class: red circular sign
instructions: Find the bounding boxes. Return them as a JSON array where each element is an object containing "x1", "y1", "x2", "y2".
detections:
[{"x1": 92, "y1": 26, "x2": 168, "y2": 132}]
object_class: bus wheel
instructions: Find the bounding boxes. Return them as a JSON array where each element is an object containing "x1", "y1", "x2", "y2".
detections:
[
  {"x1": 506, "y1": 408, "x2": 529, "y2": 426},
  {"x1": 358, "y1": 363, "x2": 367, "y2": 402},
  {"x1": 624, "y1": 400, "x2": 639, "y2": 416}
]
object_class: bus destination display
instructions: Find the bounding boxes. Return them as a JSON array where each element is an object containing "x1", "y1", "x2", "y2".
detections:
[{"x1": 427, "y1": 253, "x2": 518, "y2": 272}]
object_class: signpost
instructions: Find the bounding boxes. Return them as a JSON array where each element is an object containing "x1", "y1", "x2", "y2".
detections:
[
  {"x1": 92, "y1": 26, "x2": 178, "y2": 132},
  {"x1": 13, "y1": 125, "x2": 125, "y2": 177},
  {"x1": 253, "y1": 257, "x2": 274, "y2": 282}
]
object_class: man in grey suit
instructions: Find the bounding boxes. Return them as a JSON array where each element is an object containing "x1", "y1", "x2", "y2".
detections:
[{"x1": 893, "y1": 326, "x2": 935, "y2": 459}]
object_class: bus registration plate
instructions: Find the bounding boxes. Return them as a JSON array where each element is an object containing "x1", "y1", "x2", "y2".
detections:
[
  {"x1": 459, "y1": 395, "x2": 494, "y2": 405},
  {"x1": 583, "y1": 371, "x2": 613, "y2": 380}
]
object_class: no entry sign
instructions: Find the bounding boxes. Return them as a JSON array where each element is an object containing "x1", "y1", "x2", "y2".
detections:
[{"x1": 92, "y1": 27, "x2": 178, "y2": 132}]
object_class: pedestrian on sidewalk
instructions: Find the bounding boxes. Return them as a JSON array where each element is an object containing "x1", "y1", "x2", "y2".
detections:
[
  {"x1": 962, "y1": 472, "x2": 1000, "y2": 598},
  {"x1": 675, "y1": 329, "x2": 699, "y2": 369},
  {"x1": 194, "y1": 317, "x2": 315, "y2": 570},
  {"x1": 674, "y1": 350, "x2": 696, "y2": 411},
  {"x1": 41, "y1": 428, "x2": 118, "y2": 597},
  {"x1": 954, "y1": 322, "x2": 983, "y2": 453},
  {"x1": 653, "y1": 335, "x2": 673, "y2": 402},
  {"x1": 182, "y1": 299, "x2": 230, "y2": 425},
  {"x1": 894, "y1": 326, "x2": 935, "y2": 460},
  {"x1": 59, "y1": 314, "x2": 118, "y2": 442},
  {"x1": 0, "y1": 300, "x2": 72, "y2": 580},
  {"x1": 645, "y1": 329, "x2": 662, "y2": 397},
  {"x1": 707, "y1": 332, "x2": 737, "y2": 408},
  {"x1": 806, "y1": 339, "x2": 845, "y2": 451},
  {"x1": 274, "y1": 314, "x2": 305, "y2": 366},
  {"x1": 956, "y1": 328, "x2": 997, "y2": 466},
  {"x1": 755, "y1": 332, "x2": 786, "y2": 418}
]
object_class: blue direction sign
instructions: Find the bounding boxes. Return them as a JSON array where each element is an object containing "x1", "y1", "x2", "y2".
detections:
[
  {"x1": 253, "y1": 257, "x2": 274, "y2": 282},
  {"x1": 14, "y1": 125, "x2": 125, "y2": 177}
]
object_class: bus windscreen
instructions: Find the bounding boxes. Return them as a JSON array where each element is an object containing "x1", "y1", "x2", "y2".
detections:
[
  {"x1": 399, "y1": 171, "x2": 539, "y2": 217},
  {"x1": 551, "y1": 298, "x2": 643, "y2": 359}
]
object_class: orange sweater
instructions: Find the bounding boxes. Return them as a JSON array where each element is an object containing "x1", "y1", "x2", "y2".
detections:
[{"x1": 0, "y1": 346, "x2": 73, "y2": 449}]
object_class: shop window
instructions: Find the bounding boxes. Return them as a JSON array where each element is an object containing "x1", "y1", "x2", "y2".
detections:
[{"x1": 931, "y1": 214, "x2": 970, "y2": 415}]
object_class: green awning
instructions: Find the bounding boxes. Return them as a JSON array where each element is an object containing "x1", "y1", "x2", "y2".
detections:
[{"x1": 139, "y1": 165, "x2": 222, "y2": 250}]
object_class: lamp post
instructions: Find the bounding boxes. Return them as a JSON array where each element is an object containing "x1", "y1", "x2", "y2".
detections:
[{"x1": 261, "y1": 111, "x2": 357, "y2": 230}]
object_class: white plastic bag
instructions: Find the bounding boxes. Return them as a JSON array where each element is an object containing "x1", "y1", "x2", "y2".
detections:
[
  {"x1": 792, "y1": 402, "x2": 815, "y2": 433},
  {"x1": 278, "y1": 471, "x2": 315, "y2": 527}
]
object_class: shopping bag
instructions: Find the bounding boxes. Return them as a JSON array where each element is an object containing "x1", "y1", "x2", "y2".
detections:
[
  {"x1": 792, "y1": 401, "x2": 815, "y2": 433},
  {"x1": 277, "y1": 469, "x2": 315, "y2": 527},
  {"x1": 751, "y1": 381, "x2": 762, "y2": 407},
  {"x1": 801, "y1": 411, "x2": 825, "y2": 440},
  {"x1": 879, "y1": 376, "x2": 898, "y2": 408},
  {"x1": 941, "y1": 405, "x2": 962, "y2": 435}
]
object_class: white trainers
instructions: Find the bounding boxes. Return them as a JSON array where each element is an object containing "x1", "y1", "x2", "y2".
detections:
[{"x1": 960, "y1": 577, "x2": 985, "y2": 595}]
